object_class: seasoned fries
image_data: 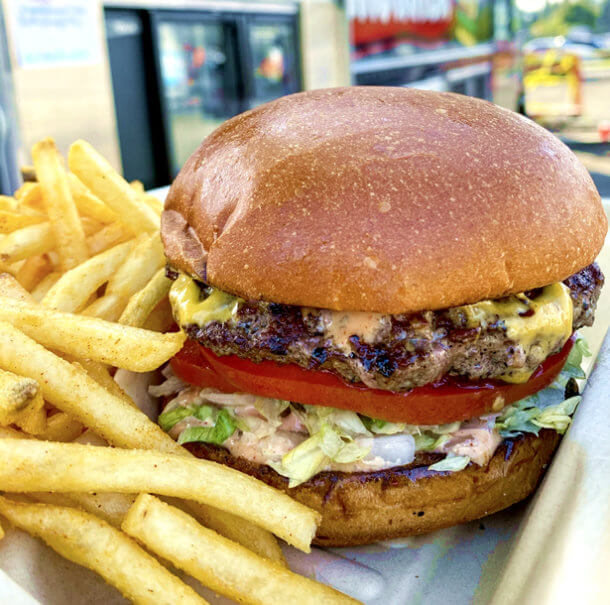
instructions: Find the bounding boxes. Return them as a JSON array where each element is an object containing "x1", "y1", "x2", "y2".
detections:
[
  {"x1": 0, "y1": 439, "x2": 320, "y2": 551},
  {"x1": 0, "y1": 369, "x2": 40, "y2": 426},
  {"x1": 0, "y1": 497, "x2": 207, "y2": 605},
  {"x1": 15, "y1": 254, "x2": 52, "y2": 291},
  {"x1": 67, "y1": 173, "x2": 117, "y2": 223},
  {"x1": 32, "y1": 139, "x2": 88, "y2": 271},
  {"x1": 69, "y1": 140, "x2": 159, "y2": 234},
  {"x1": 37, "y1": 412, "x2": 84, "y2": 442},
  {"x1": 120, "y1": 268, "x2": 172, "y2": 327},
  {"x1": 0, "y1": 222, "x2": 55, "y2": 264},
  {"x1": 0, "y1": 321, "x2": 183, "y2": 449},
  {"x1": 42, "y1": 240, "x2": 134, "y2": 312},
  {"x1": 86, "y1": 221, "x2": 131, "y2": 255},
  {"x1": 124, "y1": 496, "x2": 357, "y2": 605},
  {"x1": 0, "y1": 273, "x2": 34, "y2": 302},
  {"x1": 0, "y1": 209, "x2": 46, "y2": 233},
  {"x1": 0, "y1": 137, "x2": 354, "y2": 604},
  {"x1": 0, "y1": 298, "x2": 185, "y2": 371}
]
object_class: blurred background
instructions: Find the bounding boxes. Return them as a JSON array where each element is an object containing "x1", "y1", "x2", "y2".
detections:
[{"x1": 0, "y1": 0, "x2": 609, "y2": 196}]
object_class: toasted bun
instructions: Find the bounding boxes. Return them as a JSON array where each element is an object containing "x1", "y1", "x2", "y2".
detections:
[
  {"x1": 162, "y1": 87, "x2": 607, "y2": 313},
  {"x1": 186, "y1": 430, "x2": 560, "y2": 547}
]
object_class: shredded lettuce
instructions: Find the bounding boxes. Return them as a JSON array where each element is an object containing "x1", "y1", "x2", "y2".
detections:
[
  {"x1": 177, "y1": 409, "x2": 237, "y2": 445},
  {"x1": 360, "y1": 416, "x2": 407, "y2": 435},
  {"x1": 428, "y1": 455, "x2": 470, "y2": 472},
  {"x1": 413, "y1": 432, "x2": 450, "y2": 451},
  {"x1": 158, "y1": 403, "x2": 238, "y2": 445},
  {"x1": 270, "y1": 423, "x2": 371, "y2": 487},
  {"x1": 493, "y1": 335, "x2": 588, "y2": 438},
  {"x1": 550, "y1": 336, "x2": 590, "y2": 390}
]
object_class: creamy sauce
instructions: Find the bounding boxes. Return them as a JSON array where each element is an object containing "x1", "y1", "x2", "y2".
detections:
[
  {"x1": 303, "y1": 308, "x2": 386, "y2": 353},
  {"x1": 435, "y1": 419, "x2": 502, "y2": 466}
]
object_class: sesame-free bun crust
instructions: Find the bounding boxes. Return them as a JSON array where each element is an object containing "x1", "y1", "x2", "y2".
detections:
[
  {"x1": 186, "y1": 430, "x2": 560, "y2": 546},
  {"x1": 162, "y1": 87, "x2": 607, "y2": 313},
  {"x1": 186, "y1": 431, "x2": 560, "y2": 547}
]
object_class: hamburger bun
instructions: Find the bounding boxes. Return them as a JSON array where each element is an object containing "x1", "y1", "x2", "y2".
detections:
[
  {"x1": 185, "y1": 430, "x2": 560, "y2": 547},
  {"x1": 162, "y1": 87, "x2": 607, "y2": 314}
]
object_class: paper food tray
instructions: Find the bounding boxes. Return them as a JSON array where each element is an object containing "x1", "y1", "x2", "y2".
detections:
[{"x1": 0, "y1": 198, "x2": 607, "y2": 605}]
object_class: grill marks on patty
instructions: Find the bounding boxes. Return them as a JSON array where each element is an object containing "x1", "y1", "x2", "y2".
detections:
[{"x1": 183, "y1": 264, "x2": 604, "y2": 392}]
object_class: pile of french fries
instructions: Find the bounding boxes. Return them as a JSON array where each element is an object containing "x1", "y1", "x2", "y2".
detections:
[{"x1": 0, "y1": 139, "x2": 357, "y2": 605}]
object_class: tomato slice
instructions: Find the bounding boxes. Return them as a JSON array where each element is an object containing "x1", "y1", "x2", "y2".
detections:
[{"x1": 171, "y1": 337, "x2": 574, "y2": 425}]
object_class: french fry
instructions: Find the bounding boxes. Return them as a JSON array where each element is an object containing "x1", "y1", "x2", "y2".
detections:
[
  {"x1": 0, "y1": 222, "x2": 55, "y2": 264},
  {"x1": 82, "y1": 295, "x2": 125, "y2": 321},
  {"x1": 14, "y1": 399, "x2": 46, "y2": 435},
  {"x1": 0, "y1": 321, "x2": 187, "y2": 449},
  {"x1": 0, "y1": 322, "x2": 282, "y2": 558},
  {"x1": 15, "y1": 255, "x2": 52, "y2": 291},
  {"x1": 0, "y1": 497, "x2": 208, "y2": 605},
  {"x1": 130, "y1": 180, "x2": 145, "y2": 194},
  {"x1": 80, "y1": 216, "x2": 104, "y2": 236},
  {"x1": 69, "y1": 140, "x2": 158, "y2": 234},
  {"x1": 14, "y1": 182, "x2": 43, "y2": 210},
  {"x1": 1, "y1": 420, "x2": 133, "y2": 528},
  {"x1": 180, "y1": 501, "x2": 285, "y2": 565},
  {"x1": 0, "y1": 298, "x2": 185, "y2": 371},
  {"x1": 86, "y1": 221, "x2": 131, "y2": 256},
  {"x1": 30, "y1": 272, "x2": 61, "y2": 302},
  {"x1": 73, "y1": 359, "x2": 134, "y2": 407},
  {"x1": 124, "y1": 495, "x2": 356, "y2": 605},
  {"x1": 120, "y1": 268, "x2": 172, "y2": 328},
  {"x1": 0, "y1": 439, "x2": 320, "y2": 551},
  {"x1": 0, "y1": 425, "x2": 27, "y2": 439},
  {"x1": 0, "y1": 196, "x2": 18, "y2": 211},
  {"x1": 0, "y1": 210, "x2": 46, "y2": 233},
  {"x1": 0, "y1": 369, "x2": 40, "y2": 426},
  {"x1": 32, "y1": 139, "x2": 88, "y2": 270},
  {"x1": 108, "y1": 233, "x2": 164, "y2": 299},
  {"x1": 32, "y1": 491, "x2": 135, "y2": 529},
  {"x1": 0, "y1": 273, "x2": 35, "y2": 302},
  {"x1": 140, "y1": 193, "x2": 164, "y2": 216},
  {"x1": 37, "y1": 412, "x2": 84, "y2": 442},
  {"x1": 42, "y1": 240, "x2": 134, "y2": 312},
  {"x1": 67, "y1": 173, "x2": 117, "y2": 223},
  {"x1": 86, "y1": 234, "x2": 165, "y2": 321},
  {"x1": 143, "y1": 298, "x2": 174, "y2": 332}
]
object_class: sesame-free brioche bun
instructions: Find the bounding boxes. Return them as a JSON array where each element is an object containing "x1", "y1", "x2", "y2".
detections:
[
  {"x1": 162, "y1": 87, "x2": 607, "y2": 313},
  {"x1": 185, "y1": 430, "x2": 560, "y2": 547}
]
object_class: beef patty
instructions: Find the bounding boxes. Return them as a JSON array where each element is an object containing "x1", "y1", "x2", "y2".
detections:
[{"x1": 178, "y1": 264, "x2": 604, "y2": 391}]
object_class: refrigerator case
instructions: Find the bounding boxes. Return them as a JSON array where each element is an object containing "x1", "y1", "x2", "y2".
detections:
[{"x1": 151, "y1": 10, "x2": 301, "y2": 178}]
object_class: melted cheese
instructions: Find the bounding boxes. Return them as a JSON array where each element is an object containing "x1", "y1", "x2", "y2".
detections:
[
  {"x1": 170, "y1": 273, "x2": 573, "y2": 385},
  {"x1": 169, "y1": 273, "x2": 240, "y2": 326},
  {"x1": 461, "y1": 282, "x2": 573, "y2": 383}
]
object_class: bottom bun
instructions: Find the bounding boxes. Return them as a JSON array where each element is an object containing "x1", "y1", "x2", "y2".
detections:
[{"x1": 185, "y1": 430, "x2": 560, "y2": 547}]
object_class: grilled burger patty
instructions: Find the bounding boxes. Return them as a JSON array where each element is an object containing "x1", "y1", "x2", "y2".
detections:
[{"x1": 180, "y1": 264, "x2": 603, "y2": 392}]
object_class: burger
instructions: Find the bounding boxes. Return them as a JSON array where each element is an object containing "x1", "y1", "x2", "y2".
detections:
[{"x1": 157, "y1": 87, "x2": 607, "y2": 546}]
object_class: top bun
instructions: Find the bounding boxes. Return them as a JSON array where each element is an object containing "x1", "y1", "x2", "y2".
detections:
[{"x1": 162, "y1": 87, "x2": 607, "y2": 313}]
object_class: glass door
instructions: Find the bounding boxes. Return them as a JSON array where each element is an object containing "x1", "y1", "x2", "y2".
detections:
[
  {"x1": 242, "y1": 15, "x2": 300, "y2": 110},
  {"x1": 152, "y1": 13, "x2": 241, "y2": 176}
]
